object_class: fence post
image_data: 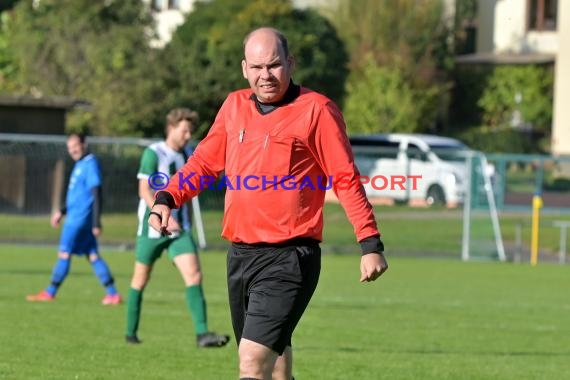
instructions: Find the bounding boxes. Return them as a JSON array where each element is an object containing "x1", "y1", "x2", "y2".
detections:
[
  {"x1": 514, "y1": 221, "x2": 522, "y2": 263},
  {"x1": 553, "y1": 221, "x2": 569, "y2": 265}
]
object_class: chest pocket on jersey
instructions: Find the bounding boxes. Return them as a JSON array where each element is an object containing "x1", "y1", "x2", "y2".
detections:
[
  {"x1": 259, "y1": 135, "x2": 293, "y2": 175},
  {"x1": 234, "y1": 133, "x2": 293, "y2": 176}
]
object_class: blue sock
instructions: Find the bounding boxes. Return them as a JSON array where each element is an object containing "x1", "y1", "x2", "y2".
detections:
[
  {"x1": 90, "y1": 256, "x2": 117, "y2": 295},
  {"x1": 46, "y1": 258, "x2": 71, "y2": 296}
]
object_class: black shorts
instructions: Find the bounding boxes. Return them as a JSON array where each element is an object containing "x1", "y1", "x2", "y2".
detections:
[{"x1": 227, "y1": 239, "x2": 321, "y2": 355}]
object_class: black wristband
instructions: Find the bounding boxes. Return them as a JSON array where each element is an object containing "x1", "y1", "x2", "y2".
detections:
[
  {"x1": 154, "y1": 191, "x2": 176, "y2": 209},
  {"x1": 359, "y1": 235, "x2": 384, "y2": 255},
  {"x1": 148, "y1": 211, "x2": 162, "y2": 223}
]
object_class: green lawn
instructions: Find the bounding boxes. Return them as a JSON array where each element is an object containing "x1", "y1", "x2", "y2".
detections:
[
  {"x1": 0, "y1": 203, "x2": 568, "y2": 258},
  {"x1": 1, "y1": 245, "x2": 569, "y2": 379}
]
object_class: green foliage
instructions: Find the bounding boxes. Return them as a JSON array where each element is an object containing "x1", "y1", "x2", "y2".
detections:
[
  {"x1": 328, "y1": 0, "x2": 452, "y2": 133},
  {"x1": 452, "y1": 127, "x2": 545, "y2": 154},
  {"x1": 454, "y1": 0, "x2": 478, "y2": 54},
  {"x1": 449, "y1": 64, "x2": 490, "y2": 126},
  {"x1": 545, "y1": 176, "x2": 570, "y2": 191},
  {"x1": 162, "y1": 0, "x2": 348, "y2": 136},
  {"x1": 0, "y1": 0, "x2": 18, "y2": 12},
  {"x1": 0, "y1": 11, "x2": 18, "y2": 92},
  {"x1": 343, "y1": 58, "x2": 418, "y2": 134},
  {"x1": 5, "y1": 0, "x2": 168, "y2": 136},
  {"x1": 329, "y1": 0, "x2": 450, "y2": 70},
  {"x1": 478, "y1": 65, "x2": 554, "y2": 134}
]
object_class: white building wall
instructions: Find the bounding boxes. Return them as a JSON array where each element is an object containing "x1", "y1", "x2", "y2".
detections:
[
  {"x1": 141, "y1": 0, "x2": 197, "y2": 47},
  {"x1": 478, "y1": 0, "x2": 558, "y2": 54},
  {"x1": 152, "y1": 10, "x2": 187, "y2": 47},
  {"x1": 524, "y1": 31, "x2": 558, "y2": 53},
  {"x1": 292, "y1": 0, "x2": 332, "y2": 8},
  {"x1": 492, "y1": 0, "x2": 527, "y2": 53}
]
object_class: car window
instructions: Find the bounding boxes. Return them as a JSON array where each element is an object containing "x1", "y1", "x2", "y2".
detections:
[
  {"x1": 430, "y1": 145, "x2": 470, "y2": 162},
  {"x1": 407, "y1": 143, "x2": 428, "y2": 161},
  {"x1": 349, "y1": 138, "x2": 400, "y2": 160}
]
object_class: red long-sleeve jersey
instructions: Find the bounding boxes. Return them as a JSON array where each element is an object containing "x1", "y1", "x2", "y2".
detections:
[{"x1": 162, "y1": 85, "x2": 380, "y2": 245}]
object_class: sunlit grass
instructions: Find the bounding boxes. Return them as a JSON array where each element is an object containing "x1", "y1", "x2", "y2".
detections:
[{"x1": 1, "y1": 246, "x2": 569, "y2": 379}]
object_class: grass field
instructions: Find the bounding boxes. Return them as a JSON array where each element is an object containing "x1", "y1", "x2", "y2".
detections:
[
  {"x1": 1, "y1": 204, "x2": 569, "y2": 379},
  {"x1": 0, "y1": 203, "x2": 569, "y2": 257},
  {"x1": 1, "y1": 244, "x2": 569, "y2": 380}
]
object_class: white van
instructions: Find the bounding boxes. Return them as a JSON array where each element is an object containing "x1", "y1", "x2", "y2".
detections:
[{"x1": 349, "y1": 133, "x2": 473, "y2": 206}]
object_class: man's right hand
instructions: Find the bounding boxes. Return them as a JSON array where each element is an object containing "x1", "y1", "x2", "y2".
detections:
[
  {"x1": 50, "y1": 211, "x2": 62, "y2": 228},
  {"x1": 148, "y1": 204, "x2": 172, "y2": 236}
]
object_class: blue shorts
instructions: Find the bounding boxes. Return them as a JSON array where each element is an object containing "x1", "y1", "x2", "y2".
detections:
[{"x1": 59, "y1": 222, "x2": 98, "y2": 255}]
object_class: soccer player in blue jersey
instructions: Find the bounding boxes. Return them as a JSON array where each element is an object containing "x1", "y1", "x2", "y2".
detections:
[{"x1": 27, "y1": 133, "x2": 122, "y2": 305}]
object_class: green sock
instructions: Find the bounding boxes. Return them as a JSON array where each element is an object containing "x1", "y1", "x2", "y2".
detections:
[
  {"x1": 126, "y1": 287, "x2": 143, "y2": 337},
  {"x1": 186, "y1": 285, "x2": 208, "y2": 335}
]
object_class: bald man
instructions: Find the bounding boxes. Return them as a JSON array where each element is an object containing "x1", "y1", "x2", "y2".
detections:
[{"x1": 149, "y1": 27, "x2": 388, "y2": 380}]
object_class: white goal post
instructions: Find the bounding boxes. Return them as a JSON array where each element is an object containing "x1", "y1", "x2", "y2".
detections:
[{"x1": 461, "y1": 151, "x2": 506, "y2": 262}]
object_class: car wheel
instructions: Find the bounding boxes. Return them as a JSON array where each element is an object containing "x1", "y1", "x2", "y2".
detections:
[{"x1": 426, "y1": 185, "x2": 446, "y2": 206}]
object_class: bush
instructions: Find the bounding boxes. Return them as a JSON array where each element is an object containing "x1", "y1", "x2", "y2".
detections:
[
  {"x1": 544, "y1": 177, "x2": 570, "y2": 192},
  {"x1": 452, "y1": 127, "x2": 545, "y2": 154},
  {"x1": 450, "y1": 64, "x2": 553, "y2": 135},
  {"x1": 478, "y1": 65, "x2": 553, "y2": 134}
]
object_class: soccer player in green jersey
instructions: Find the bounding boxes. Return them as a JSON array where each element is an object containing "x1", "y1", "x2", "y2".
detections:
[{"x1": 125, "y1": 108, "x2": 229, "y2": 348}]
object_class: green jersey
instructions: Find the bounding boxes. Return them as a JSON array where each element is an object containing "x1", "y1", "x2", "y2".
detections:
[{"x1": 137, "y1": 141, "x2": 192, "y2": 238}]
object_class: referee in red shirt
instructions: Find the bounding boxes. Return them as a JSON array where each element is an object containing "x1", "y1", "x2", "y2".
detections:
[{"x1": 150, "y1": 27, "x2": 388, "y2": 380}]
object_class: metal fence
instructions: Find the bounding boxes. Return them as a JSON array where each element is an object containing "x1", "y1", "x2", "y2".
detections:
[
  {"x1": 0, "y1": 133, "x2": 225, "y2": 215},
  {"x1": 476, "y1": 153, "x2": 570, "y2": 211},
  {"x1": 1, "y1": 133, "x2": 569, "y2": 215}
]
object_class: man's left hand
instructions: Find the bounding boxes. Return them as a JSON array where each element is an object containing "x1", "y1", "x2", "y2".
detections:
[{"x1": 359, "y1": 252, "x2": 388, "y2": 282}]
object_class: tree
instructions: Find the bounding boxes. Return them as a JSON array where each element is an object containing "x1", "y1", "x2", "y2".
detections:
[
  {"x1": 5, "y1": 0, "x2": 168, "y2": 136},
  {"x1": 0, "y1": 0, "x2": 19, "y2": 12},
  {"x1": 343, "y1": 57, "x2": 420, "y2": 134},
  {"x1": 161, "y1": 0, "x2": 349, "y2": 135},
  {"x1": 326, "y1": 0, "x2": 453, "y2": 134},
  {"x1": 454, "y1": 0, "x2": 478, "y2": 55},
  {"x1": 0, "y1": 11, "x2": 18, "y2": 92}
]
